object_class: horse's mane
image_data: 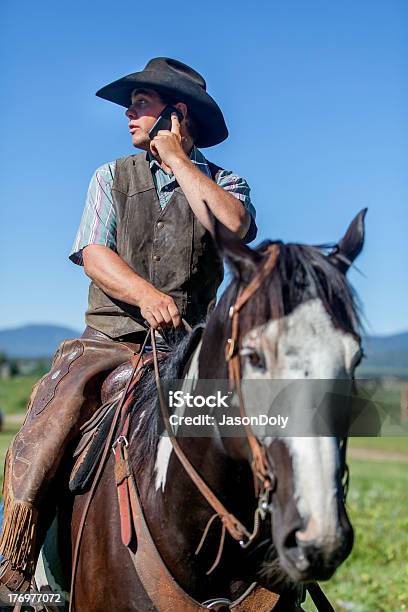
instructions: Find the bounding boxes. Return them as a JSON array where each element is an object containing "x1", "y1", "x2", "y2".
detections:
[
  {"x1": 217, "y1": 240, "x2": 361, "y2": 339},
  {"x1": 128, "y1": 325, "x2": 204, "y2": 475},
  {"x1": 127, "y1": 239, "x2": 361, "y2": 476}
]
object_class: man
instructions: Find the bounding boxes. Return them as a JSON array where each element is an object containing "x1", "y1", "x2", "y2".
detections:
[{"x1": 0, "y1": 57, "x2": 257, "y2": 593}]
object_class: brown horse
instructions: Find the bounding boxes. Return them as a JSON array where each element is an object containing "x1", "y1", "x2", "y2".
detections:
[{"x1": 39, "y1": 210, "x2": 366, "y2": 611}]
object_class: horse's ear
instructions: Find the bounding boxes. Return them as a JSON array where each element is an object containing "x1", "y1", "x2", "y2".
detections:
[
  {"x1": 329, "y1": 208, "x2": 367, "y2": 274},
  {"x1": 210, "y1": 208, "x2": 262, "y2": 278}
]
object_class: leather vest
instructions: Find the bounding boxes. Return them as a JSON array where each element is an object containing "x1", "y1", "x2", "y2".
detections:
[{"x1": 85, "y1": 152, "x2": 224, "y2": 338}]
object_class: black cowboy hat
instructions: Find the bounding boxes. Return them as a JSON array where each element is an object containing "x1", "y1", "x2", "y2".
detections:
[{"x1": 95, "y1": 57, "x2": 228, "y2": 148}]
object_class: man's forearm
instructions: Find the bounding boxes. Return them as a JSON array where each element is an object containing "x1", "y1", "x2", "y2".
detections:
[
  {"x1": 82, "y1": 244, "x2": 150, "y2": 306},
  {"x1": 82, "y1": 244, "x2": 181, "y2": 329},
  {"x1": 171, "y1": 157, "x2": 251, "y2": 238}
]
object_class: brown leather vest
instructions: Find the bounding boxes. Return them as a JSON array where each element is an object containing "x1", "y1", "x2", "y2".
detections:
[{"x1": 85, "y1": 152, "x2": 224, "y2": 338}]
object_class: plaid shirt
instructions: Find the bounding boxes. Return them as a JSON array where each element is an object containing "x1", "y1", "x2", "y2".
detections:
[{"x1": 70, "y1": 147, "x2": 256, "y2": 265}]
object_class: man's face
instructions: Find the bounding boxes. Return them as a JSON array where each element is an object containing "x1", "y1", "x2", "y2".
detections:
[{"x1": 125, "y1": 89, "x2": 166, "y2": 150}]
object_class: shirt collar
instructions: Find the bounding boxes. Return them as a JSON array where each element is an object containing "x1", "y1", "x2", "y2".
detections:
[{"x1": 148, "y1": 146, "x2": 211, "y2": 178}]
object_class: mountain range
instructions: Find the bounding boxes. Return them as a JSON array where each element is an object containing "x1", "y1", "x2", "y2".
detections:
[
  {"x1": 0, "y1": 325, "x2": 81, "y2": 359},
  {"x1": 0, "y1": 324, "x2": 407, "y2": 375}
]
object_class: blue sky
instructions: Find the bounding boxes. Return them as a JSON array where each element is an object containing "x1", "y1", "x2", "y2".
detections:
[{"x1": 1, "y1": 0, "x2": 407, "y2": 335}]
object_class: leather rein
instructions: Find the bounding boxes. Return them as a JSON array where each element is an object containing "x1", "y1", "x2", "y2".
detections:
[{"x1": 143, "y1": 244, "x2": 281, "y2": 569}]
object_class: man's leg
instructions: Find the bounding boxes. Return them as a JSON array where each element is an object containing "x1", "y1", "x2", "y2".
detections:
[{"x1": 0, "y1": 335, "x2": 139, "y2": 592}]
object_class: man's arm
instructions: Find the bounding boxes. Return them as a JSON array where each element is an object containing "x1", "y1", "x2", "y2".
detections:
[
  {"x1": 171, "y1": 158, "x2": 251, "y2": 239},
  {"x1": 151, "y1": 114, "x2": 251, "y2": 238},
  {"x1": 70, "y1": 165, "x2": 181, "y2": 330},
  {"x1": 82, "y1": 245, "x2": 181, "y2": 329}
]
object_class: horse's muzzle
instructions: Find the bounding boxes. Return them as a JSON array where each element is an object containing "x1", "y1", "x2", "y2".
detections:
[{"x1": 277, "y1": 511, "x2": 354, "y2": 582}]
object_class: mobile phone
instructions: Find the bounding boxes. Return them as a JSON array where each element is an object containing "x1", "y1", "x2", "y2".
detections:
[{"x1": 148, "y1": 105, "x2": 184, "y2": 140}]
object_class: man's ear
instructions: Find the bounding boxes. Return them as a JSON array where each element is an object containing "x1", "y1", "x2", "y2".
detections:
[
  {"x1": 174, "y1": 102, "x2": 187, "y2": 123},
  {"x1": 329, "y1": 208, "x2": 367, "y2": 274}
]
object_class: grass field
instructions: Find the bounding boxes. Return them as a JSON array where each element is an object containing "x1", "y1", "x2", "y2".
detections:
[
  {"x1": 304, "y1": 458, "x2": 408, "y2": 611},
  {"x1": 0, "y1": 377, "x2": 407, "y2": 611},
  {"x1": 0, "y1": 376, "x2": 38, "y2": 415}
]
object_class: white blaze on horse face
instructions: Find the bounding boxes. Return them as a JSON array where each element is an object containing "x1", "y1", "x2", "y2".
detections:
[
  {"x1": 241, "y1": 298, "x2": 360, "y2": 381},
  {"x1": 241, "y1": 298, "x2": 360, "y2": 550},
  {"x1": 287, "y1": 436, "x2": 340, "y2": 551}
]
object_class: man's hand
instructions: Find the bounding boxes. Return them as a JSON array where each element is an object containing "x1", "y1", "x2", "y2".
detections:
[
  {"x1": 150, "y1": 113, "x2": 188, "y2": 173},
  {"x1": 83, "y1": 244, "x2": 181, "y2": 330},
  {"x1": 138, "y1": 284, "x2": 181, "y2": 330}
]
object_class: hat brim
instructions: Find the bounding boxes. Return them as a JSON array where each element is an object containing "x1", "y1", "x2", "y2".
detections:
[{"x1": 95, "y1": 70, "x2": 228, "y2": 148}]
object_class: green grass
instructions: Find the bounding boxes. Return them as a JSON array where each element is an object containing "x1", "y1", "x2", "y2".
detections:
[
  {"x1": 350, "y1": 436, "x2": 408, "y2": 454},
  {"x1": 304, "y1": 458, "x2": 408, "y2": 611},
  {"x1": 0, "y1": 423, "x2": 19, "y2": 490},
  {"x1": 0, "y1": 376, "x2": 39, "y2": 414}
]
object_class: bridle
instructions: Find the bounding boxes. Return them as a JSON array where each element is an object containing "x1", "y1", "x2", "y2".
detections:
[{"x1": 152, "y1": 239, "x2": 350, "y2": 578}]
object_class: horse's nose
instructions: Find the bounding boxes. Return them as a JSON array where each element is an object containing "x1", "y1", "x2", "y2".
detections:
[
  {"x1": 281, "y1": 523, "x2": 313, "y2": 574},
  {"x1": 283, "y1": 532, "x2": 334, "y2": 578},
  {"x1": 281, "y1": 523, "x2": 350, "y2": 580}
]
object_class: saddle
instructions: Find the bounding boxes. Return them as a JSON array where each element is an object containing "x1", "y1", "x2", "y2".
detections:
[{"x1": 69, "y1": 351, "x2": 168, "y2": 493}]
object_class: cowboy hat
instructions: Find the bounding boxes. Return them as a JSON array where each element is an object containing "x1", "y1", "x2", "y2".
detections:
[{"x1": 95, "y1": 57, "x2": 228, "y2": 148}]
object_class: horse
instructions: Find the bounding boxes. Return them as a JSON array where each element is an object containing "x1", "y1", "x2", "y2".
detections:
[{"x1": 56, "y1": 209, "x2": 366, "y2": 611}]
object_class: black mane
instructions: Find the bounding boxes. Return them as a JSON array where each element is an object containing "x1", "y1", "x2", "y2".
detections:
[
  {"x1": 128, "y1": 325, "x2": 204, "y2": 476},
  {"x1": 218, "y1": 240, "x2": 361, "y2": 340}
]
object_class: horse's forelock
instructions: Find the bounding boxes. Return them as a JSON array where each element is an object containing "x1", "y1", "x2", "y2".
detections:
[{"x1": 216, "y1": 240, "x2": 361, "y2": 341}]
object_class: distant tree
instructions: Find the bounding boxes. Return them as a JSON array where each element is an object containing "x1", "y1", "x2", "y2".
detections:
[{"x1": 8, "y1": 358, "x2": 19, "y2": 377}]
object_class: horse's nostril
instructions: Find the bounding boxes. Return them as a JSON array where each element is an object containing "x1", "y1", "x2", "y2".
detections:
[
  {"x1": 282, "y1": 528, "x2": 312, "y2": 573},
  {"x1": 283, "y1": 528, "x2": 298, "y2": 551}
]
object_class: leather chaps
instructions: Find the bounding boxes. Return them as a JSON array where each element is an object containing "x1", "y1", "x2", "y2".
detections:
[{"x1": 0, "y1": 327, "x2": 142, "y2": 577}]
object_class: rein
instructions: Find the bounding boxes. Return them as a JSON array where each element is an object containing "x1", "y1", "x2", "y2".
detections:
[{"x1": 151, "y1": 244, "x2": 281, "y2": 564}]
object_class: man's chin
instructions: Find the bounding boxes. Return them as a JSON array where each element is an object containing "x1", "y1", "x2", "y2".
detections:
[{"x1": 131, "y1": 133, "x2": 150, "y2": 151}]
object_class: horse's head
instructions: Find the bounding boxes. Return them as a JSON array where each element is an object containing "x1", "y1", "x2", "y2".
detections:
[{"x1": 208, "y1": 209, "x2": 366, "y2": 584}]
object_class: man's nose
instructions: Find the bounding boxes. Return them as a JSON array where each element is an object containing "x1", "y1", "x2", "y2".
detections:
[{"x1": 125, "y1": 108, "x2": 138, "y2": 120}]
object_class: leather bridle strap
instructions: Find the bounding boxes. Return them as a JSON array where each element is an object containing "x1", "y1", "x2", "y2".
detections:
[
  {"x1": 226, "y1": 243, "x2": 280, "y2": 486},
  {"x1": 149, "y1": 245, "x2": 281, "y2": 544}
]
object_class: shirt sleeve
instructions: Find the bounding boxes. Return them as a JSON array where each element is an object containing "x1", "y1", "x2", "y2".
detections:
[
  {"x1": 215, "y1": 170, "x2": 258, "y2": 243},
  {"x1": 69, "y1": 162, "x2": 117, "y2": 266}
]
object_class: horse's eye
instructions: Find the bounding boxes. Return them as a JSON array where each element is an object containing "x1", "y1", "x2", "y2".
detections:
[{"x1": 248, "y1": 351, "x2": 266, "y2": 370}]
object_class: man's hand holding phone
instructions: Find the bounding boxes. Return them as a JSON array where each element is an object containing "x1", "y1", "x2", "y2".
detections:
[{"x1": 149, "y1": 107, "x2": 188, "y2": 174}]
